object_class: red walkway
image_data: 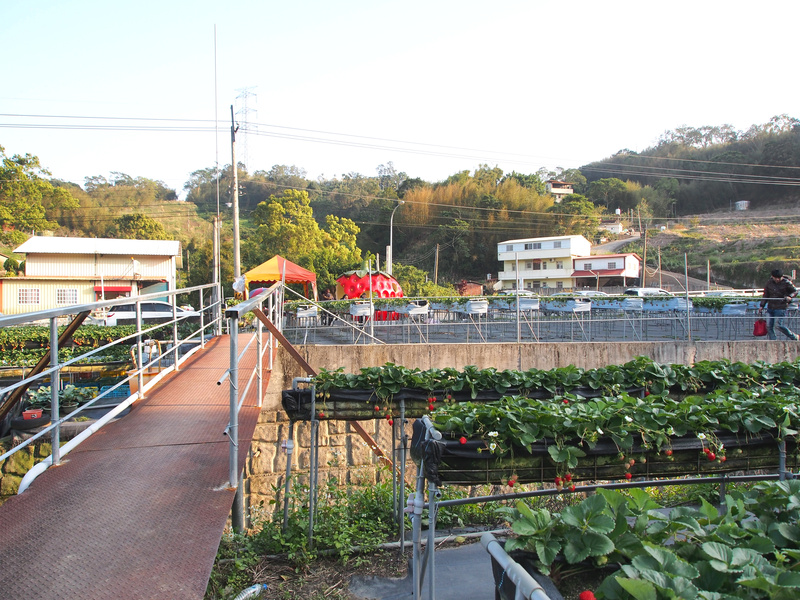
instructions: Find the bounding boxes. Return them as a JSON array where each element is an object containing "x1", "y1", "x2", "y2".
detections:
[{"x1": 0, "y1": 335, "x2": 265, "y2": 600}]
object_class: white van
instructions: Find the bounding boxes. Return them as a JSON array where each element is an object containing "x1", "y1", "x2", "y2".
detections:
[{"x1": 623, "y1": 287, "x2": 674, "y2": 297}]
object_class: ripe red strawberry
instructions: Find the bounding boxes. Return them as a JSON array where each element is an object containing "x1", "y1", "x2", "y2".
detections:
[
  {"x1": 388, "y1": 419, "x2": 394, "y2": 426},
  {"x1": 507, "y1": 478, "x2": 516, "y2": 487},
  {"x1": 665, "y1": 449, "x2": 673, "y2": 456},
  {"x1": 555, "y1": 476, "x2": 562, "y2": 485},
  {"x1": 318, "y1": 412, "x2": 325, "y2": 418},
  {"x1": 644, "y1": 390, "x2": 650, "y2": 396},
  {"x1": 374, "y1": 405, "x2": 380, "y2": 412},
  {"x1": 428, "y1": 403, "x2": 435, "y2": 411},
  {"x1": 564, "y1": 473, "x2": 572, "y2": 482},
  {"x1": 720, "y1": 455, "x2": 727, "y2": 462},
  {"x1": 568, "y1": 484, "x2": 576, "y2": 492},
  {"x1": 579, "y1": 591, "x2": 597, "y2": 600},
  {"x1": 707, "y1": 452, "x2": 716, "y2": 461},
  {"x1": 625, "y1": 473, "x2": 632, "y2": 480},
  {"x1": 562, "y1": 399, "x2": 569, "y2": 404},
  {"x1": 459, "y1": 436, "x2": 467, "y2": 445}
]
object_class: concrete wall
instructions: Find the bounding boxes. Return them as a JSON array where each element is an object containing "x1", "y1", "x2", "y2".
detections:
[{"x1": 245, "y1": 341, "x2": 800, "y2": 513}]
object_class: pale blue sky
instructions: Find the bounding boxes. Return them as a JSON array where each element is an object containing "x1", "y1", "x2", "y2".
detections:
[{"x1": 2, "y1": 0, "x2": 797, "y2": 195}]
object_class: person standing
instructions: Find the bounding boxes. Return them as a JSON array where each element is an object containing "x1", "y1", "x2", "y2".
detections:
[
  {"x1": 321, "y1": 288, "x2": 335, "y2": 325},
  {"x1": 759, "y1": 269, "x2": 799, "y2": 340}
]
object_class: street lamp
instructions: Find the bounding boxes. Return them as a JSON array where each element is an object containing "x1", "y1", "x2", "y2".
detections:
[{"x1": 387, "y1": 200, "x2": 405, "y2": 275}]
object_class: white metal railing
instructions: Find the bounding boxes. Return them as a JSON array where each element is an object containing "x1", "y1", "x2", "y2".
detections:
[
  {"x1": 0, "y1": 283, "x2": 223, "y2": 491},
  {"x1": 221, "y1": 283, "x2": 284, "y2": 531}
]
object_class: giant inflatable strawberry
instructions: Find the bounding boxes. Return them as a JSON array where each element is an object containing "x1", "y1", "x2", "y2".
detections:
[{"x1": 336, "y1": 265, "x2": 403, "y2": 320}]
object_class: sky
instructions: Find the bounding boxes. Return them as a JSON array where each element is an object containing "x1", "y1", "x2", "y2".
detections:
[{"x1": 2, "y1": 0, "x2": 798, "y2": 198}]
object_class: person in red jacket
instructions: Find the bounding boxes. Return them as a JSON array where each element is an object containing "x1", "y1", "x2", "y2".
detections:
[{"x1": 759, "y1": 269, "x2": 799, "y2": 340}]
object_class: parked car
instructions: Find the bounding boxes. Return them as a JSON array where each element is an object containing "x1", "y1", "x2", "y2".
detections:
[
  {"x1": 702, "y1": 290, "x2": 744, "y2": 297},
  {"x1": 89, "y1": 301, "x2": 201, "y2": 326},
  {"x1": 570, "y1": 290, "x2": 610, "y2": 297},
  {"x1": 496, "y1": 289, "x2": 536, "y2": 297},
  {"x1": 623, "y1": 287, "x2": 674, "y2": 297}
]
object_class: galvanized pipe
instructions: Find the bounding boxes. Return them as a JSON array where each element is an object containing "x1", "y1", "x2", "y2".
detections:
[
  {"x1": 49, "y1": 317, "x2": 61, "y2": 465},
  {"x1": 481, "y1": 532, "x2": 551, "y2": 600}
]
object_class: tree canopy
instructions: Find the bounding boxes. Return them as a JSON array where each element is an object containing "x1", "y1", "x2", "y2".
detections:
[{"x1": 0, "y1": 145, "x2": 78, "y2": 245}]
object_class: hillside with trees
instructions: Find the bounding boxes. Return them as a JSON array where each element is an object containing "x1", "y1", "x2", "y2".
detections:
[{"x1": 2, "y1": 115, "x2": 800, "y2": 294}]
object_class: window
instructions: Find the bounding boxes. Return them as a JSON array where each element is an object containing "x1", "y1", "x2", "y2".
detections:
[
  {"x1": 531, "y1": 242, "x2": 541, "y2": 249},
  {"x1": 524, "y1": 243, "x2": 533, "y2": 250},
  {"x1": 525, "y1": 261, "x2": 533, "y2": 269},
  {"x1": 19, "y1": 289, "x2": 40, "y2": 305},
  {"x1": 556, "y1": 261, "x2": 563, "y2": 269},
  {"x1": 584, "y1": 263, "x2": 592, "y2": 270},
  {"x1": 57, "y1": 288, "x2": 78, "y2": 305},
  {"x1": 541, "y1": 262, "x2": 548, "y2": 270},
  {"x1": 556, "y1": 282, "x2": 564, "y2": 289},
  {"x1": 607, "y1": 262, "x2": 616, "y2": 269},
  {"x1": 505, "y1": 245, "x2": 514, "y2": 252},
  {"x1": 553, "y1": 241, "x2": 562, "y2": 249},
  {"x1": 532, "y1": 263, "x2": 541, "y2": 271},
  {"x1": 510, "y1": 263, "x2": 516, "y2": 271}
]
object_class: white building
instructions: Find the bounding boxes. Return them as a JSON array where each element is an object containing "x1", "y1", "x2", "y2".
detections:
[
  {"x1": 572, "y1": 253, "x2": 641, "y2": 289},
  {"x1": 0, "y1": 237, "x2": 182, "y2": 315},
  {"x1": 497, "y1": 235, "x2": 591, "y2": 292},
  {"x1": 545, "y1": 180, "x2": 573, "y2": 203}
]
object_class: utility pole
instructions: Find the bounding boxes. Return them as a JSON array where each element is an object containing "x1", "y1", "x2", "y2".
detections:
[
  {"x1": 434, "y1": 244, "x2": 440, "y2": 285},
  {"x1": 230, "y1": 105, "x2": 241, "y2": 279},
  {"x1": 642, "y1": 228, "x2": 648, "y2": 287}
]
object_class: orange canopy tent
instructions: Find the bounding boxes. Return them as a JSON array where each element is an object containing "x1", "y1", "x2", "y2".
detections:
[{"x1": 244, "y1": 255, "x2": 318, "y2": 300}]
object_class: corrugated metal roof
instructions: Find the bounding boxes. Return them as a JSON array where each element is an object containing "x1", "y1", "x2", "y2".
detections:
[{"x1": 14, "y1": 237, "x2": 181, "y2": 257}]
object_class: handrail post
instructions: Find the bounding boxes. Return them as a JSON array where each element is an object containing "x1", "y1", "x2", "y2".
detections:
[
  {"x1": 50, "y1": 317, "x2": 61, "y2": 465},
  {"x1": 172, "y1": 300, "x2": 180, "y2": 372},
  {"x1": 135, "y1": 300, "x2": 144, "y2": 398},
  {"x1": 228, "y1": 312, "x2": 243, "y2": 531},
  {"x1": 199, "y1": 289, "x2": 206, "y2": 349},
  {"x1": 256, "y1": 314, "x2": 263, "y2": 407}
]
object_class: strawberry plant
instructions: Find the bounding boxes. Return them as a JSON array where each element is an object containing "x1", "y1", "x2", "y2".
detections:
[{"x1": 500, "y1": 482, "x2": 800, "y2": 599}]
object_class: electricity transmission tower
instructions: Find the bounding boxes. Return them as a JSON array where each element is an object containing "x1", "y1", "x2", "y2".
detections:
[{"x1": 234, "y1": 86, "x2": 258, "y2": 170}]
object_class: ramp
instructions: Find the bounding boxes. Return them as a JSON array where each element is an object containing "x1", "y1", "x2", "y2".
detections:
[{"x1": 0, "y1": 335, "x2": 264, "y2": 600}]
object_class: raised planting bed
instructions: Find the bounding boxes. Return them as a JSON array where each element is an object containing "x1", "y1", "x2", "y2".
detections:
[{"x1": 411, "y1": 420, "x2": 798, "y2": 486}]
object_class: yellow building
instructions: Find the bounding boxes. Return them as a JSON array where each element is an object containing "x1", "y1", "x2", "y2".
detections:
[{"x1": 0, "y1": 237, "x2": 182, "y2": 315}]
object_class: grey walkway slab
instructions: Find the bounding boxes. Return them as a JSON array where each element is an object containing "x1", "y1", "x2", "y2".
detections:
[{"x1": 349, "y1": 541, "x2": 496, "y2": 600}]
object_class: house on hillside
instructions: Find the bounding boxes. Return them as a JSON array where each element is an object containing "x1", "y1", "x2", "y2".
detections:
[
  {"x1": 571, "y1": 253, "x2": 641, "y2": 289},
  {"x1": 0, "y1": 237, "x2": 182, "y2": 315},
  {"x1": 497, "y1": 235, "x2": 591, "y2": 292},
  {"x1": 545, "y1": 180, "x2": 573, "y2": 203}
]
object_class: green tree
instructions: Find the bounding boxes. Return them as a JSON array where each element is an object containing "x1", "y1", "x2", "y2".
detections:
[
  {"x1": 588, "y1": 178, "x2": 627, "y2": 209},
  {"x1": 502, "y1": 171, "x2": 546, "y2": 194},
  {"x1": 0, "y1": 145, "x2": 78, "y2": 245},
  {"x1": 547, "y1": 194, "x2": 601, "y2": 238},
  {"x1": 112, "y1": 213, "x2": 169, "y2": 240},
  {"x1": 247, "y1": 189, "x2": 363, "y2": 291}
]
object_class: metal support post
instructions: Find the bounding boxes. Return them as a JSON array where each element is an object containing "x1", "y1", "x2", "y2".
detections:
[
  {"x1": 256, "y1": 317, "x2": 263, "y2": 407},
  {"x1": 308, "y1": 383, "x2": 319, "y2": 550},
  {"x1": 282, "y1": 421, "x2": 296, "y2": 531},
  {"x1": 228, "y1": 315, "x2": 242, "y2": 531},
  {"x1": 49, "y1": 317, "x2": 61, "y2": 465}
]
